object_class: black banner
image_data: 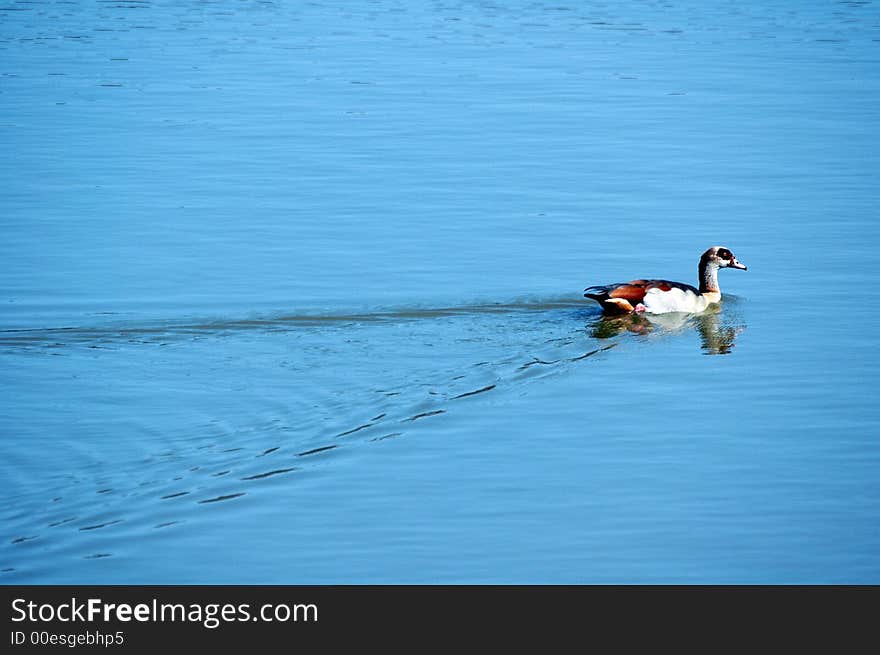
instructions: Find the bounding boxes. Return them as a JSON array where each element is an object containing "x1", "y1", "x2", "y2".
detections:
[{"x1": 1, "y1": 586, "x2": 876, "y2": 649}]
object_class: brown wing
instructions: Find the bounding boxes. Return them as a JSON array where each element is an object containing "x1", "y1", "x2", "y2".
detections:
[
  {"x1": 584, "y1": 279, "x2": 687, "y2": 314},
  {"x1": 609, "y1": 280, "x2": 651, "y2": 303}
]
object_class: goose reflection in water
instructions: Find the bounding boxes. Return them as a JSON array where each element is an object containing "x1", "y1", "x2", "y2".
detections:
[{"x1": 589, "y1": 304, "x2": 745, "y2": 355}]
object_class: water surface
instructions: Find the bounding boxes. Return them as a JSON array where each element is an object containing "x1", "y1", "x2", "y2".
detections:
[{"x1": 2, "y1": 0, "x2": 879, "y2": 583}]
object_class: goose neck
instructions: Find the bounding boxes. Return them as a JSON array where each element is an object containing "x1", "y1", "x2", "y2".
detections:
[{"x1": 699, "y1": 259, "x2": 720, "y2": 294}]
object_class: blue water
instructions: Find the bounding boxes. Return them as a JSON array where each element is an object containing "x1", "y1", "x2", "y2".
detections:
[{"x1": 2, "y1": 0, "x2": 879, "y2": 583}]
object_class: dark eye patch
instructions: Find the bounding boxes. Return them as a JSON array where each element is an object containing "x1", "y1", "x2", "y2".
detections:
[{"x1": 717, "y1": 248, "x2": 732, "y2": 259}]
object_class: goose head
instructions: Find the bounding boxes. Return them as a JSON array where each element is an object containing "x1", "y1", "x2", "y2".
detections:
[{"x1": 702, "y1": 246, "x2": 747, "y2": 271}]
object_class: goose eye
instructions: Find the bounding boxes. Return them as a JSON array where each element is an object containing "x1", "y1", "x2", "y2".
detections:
[{"x1": 717, "y1": 248, "x2": 731, "y2": 259}]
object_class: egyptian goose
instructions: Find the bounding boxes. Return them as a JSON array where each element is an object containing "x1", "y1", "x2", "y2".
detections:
[{"x1": 584, "y1": 246, "x2": 747, "y2": 314}]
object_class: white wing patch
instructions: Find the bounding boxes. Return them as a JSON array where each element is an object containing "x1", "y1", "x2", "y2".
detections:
[{"x1": 642, "y1": 287, "x2": 710, "y2": 314}]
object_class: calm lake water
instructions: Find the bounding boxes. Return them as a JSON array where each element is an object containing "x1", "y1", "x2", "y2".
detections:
[{"x1": 2, "y1": 0, "x2": 879, "y2": 583}]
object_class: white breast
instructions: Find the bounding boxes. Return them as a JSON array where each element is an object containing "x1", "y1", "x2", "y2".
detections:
[{"x1": 643, "y1": 287, "x2": 713, "y2": 314}]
